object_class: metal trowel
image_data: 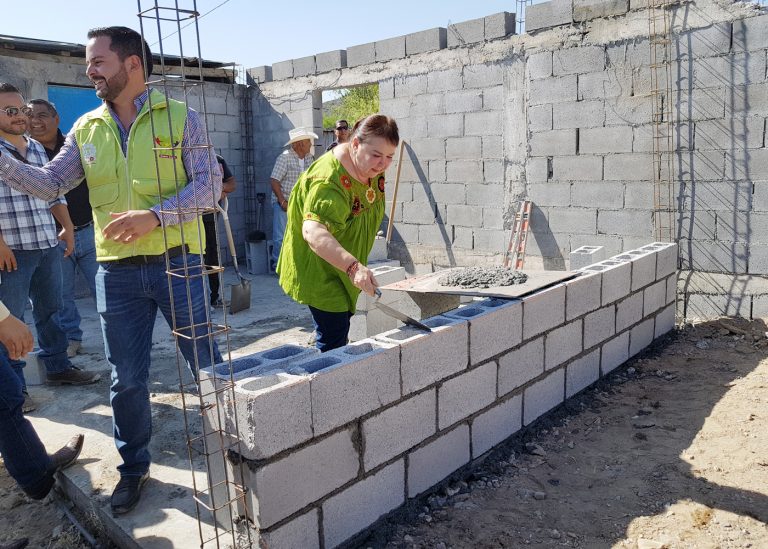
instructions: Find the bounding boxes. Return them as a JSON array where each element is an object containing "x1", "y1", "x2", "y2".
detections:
[
  {"x1": 373, "y1": 289, "x2": 432, "y2": 332},
  {"x1": 217, "y1": 198, "x2": 251, "y2": 314}
]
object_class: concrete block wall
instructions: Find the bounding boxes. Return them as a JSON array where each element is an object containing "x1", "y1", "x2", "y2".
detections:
[{"x1": 209, "y1": 242, "x2": 677, "y2": 547}]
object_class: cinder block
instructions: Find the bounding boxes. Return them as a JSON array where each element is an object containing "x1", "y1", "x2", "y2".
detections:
[
  {"x1": 529, "y1": 129, "x2": 577, "y2": 156},
  {"x1": 347, "y1": 42, "x2": 375, "y2": 67},
  {"x1": 601, "y1": 331, "x2": 629, "y2": 374},
  {"x1": 485, "y1": 12, "x2": 516, "y2": 39},
  {"x1": 629, "y1": 317, "x2": 655, "y2": 357},
  {"x1": 569, "y1": 246, "x2": 605, "y2": 270},
  {"x1": 357, "y1": 266, "x2": 406, "y2": 312},
  {"x1": 362, "y1": 389, "x2": 436, "y2": 471},
  {"x1": 684, "y1": 293, "x2": 750, "y2": 321},
  {"x1": 408, "y1": 424, "x2": 470, "y2": 497},
  {"x1": 308, "y1": 340, "x2": 401, "y2": 436},
  {"x1": 598, "y1": 210, "x2": 652, "y2": 237},
  {"x1": 643, "y1": 279, "x2": 667, "y2": 316},
  {"x1": 582, "y1": 260, "x2": 630, "y2": 306},
  {"x1": 732, "y1": 14, "x2": 768, "y2": 52},
  {"x1": 368, "y1": 237, "x2": 389, "y2": 262},
  {"x1": 22, "y1": 350, "x2": 46, "y2": 386},
  {"x1": 654, "y1": 303, "x2": 675, "y2": 337},
  {"x1": 666, "y1": 274, "x2": 676, "y2": 305},
  {"x1": 523, "y1": 368, "x2": 565, "y2": 425},
  {"x1": 552, "y1": 46, "x2": 605, "y2": 76},
  {"x1": 448, "y1": 18, "x2": 484, "y2": 48},
  {"x1": 292, "y1": 55, "x2": 316, "y2": 77},
  {"x1": 464, "y1": 63, "x2": 504, "y2": 89},
  {"x1": 566, "y1": 349, "x2": 600, "y2": 397},
  {"x1": 615, "y1": 292, "x2": 643, "y2": 332},
  {"x1": 615, "y1": 249, "x2": 656, "y2": 291},
  {"x1": 471, "y1": 394, "x2": 522, "y2": 457},
  {"x1": 348, "y1": 312, "x2": 367, "y2": 342},
  {"x1": 322, "y1": 460, "x2": 405, "y2": 548},
  {"x1": 245, "y1": 428, "x2": 359, "y2": 528},
  {"x1": 376, "y1": 36, "x2": 406, "y2": 62},
  {"x1": 438, "y1": 361, "x2": 497, "y2": 429},
  {"x1": 260, "y1": 509, "x2": 319, "y2": 549},
  {"x1": 446, "y1": 298, "x2": 522, "y2": 365},
  {"x1": 444, "y1": 90, "x2": 483, "y2": 113},
  {"x1": 552, "y1": 155, "x2": 603, "y2": 180},
  {"x1": 579, "y1": 125, "x2": 633, "y2": 153},
  {"x1": 545, "y1": 319, "x2": 583, "y2": 370},
  {"x1": 396, "y1": 292, "x2": 461, "y2": 322},
  {"x1": 247, "y1": 65, "x2": 272, "y2": 84},
  {"x1": 522, "y1": 283, "x2": 566, "y2": 340},
  {"x1": 316, "y1": 50, "x2": 347, "y2": 73},
  {"x1": 529, "y1": 104, "x2": 553, "y2": 132},
  {"x1": 583, "y1": 305, "x2": 616, "y2": 350},
  {"x1": 498, "y1": 337, "x2": 544, "y2": 396},
  {"x1": 573, "y1": 0, "x2": 628, "y2": 22},
  {"x1": 272, "y1": 59, "x2": 294, "y2": 81},
  {"x1": 376, "y1": 315, "x2": 468, "y2": 395},
  {"x1": 529, "y1": 75, "x2": 577, "y2": 105},
  {"x1": 566, "y1": 271, "x2": 602, "y2": 320},
  {"x1": 406, "y1": 28, "x2": 447, "y2": 56},
  {"x1": 645, "y1": 242, "x2": 678, "y2": 280},
  {"x1": 528, "y1": 51, "x2": 553, "y2": 80},
  {"x1": 525, "y1": 0, "x2": 574, "y2": 33}
]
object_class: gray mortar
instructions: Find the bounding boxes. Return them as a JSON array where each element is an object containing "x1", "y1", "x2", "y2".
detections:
[{"x1": 438, "y1": 266, "x2": 529, "y2": 288}]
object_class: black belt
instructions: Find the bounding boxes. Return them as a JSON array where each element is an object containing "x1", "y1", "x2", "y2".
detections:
[
  {"x1": 108, "y1": 245, "x2": 188, "y2": 265},
  {"x1": 74, "y1": 221, "x2": 93, "y2": 232}
]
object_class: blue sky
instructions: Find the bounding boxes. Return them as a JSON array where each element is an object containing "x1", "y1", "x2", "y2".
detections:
[{"x1": 1, "y1": 0, "x2": 524, "y2": 71}]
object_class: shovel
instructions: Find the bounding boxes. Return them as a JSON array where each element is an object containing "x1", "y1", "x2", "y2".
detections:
[
  {"x1": 374, "y1": 289, "x2": 432, "y2": 332},
  {"x1": 216, "y1": 198, "x2": 251, "y2": 314}
]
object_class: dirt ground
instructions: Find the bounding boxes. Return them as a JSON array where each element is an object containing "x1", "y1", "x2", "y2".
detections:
[{"x1": 2, "y1": 316, "x2": 768, "y2": 548}]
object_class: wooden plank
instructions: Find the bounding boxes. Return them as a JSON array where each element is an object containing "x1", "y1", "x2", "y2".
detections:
[{"x1": 380, "y1": 269, "x2": 577, "y2": 299}]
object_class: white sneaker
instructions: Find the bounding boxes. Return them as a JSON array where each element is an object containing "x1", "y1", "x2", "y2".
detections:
[{"x1": 66, "y1": 340, "x2": 82, "y2": 358}]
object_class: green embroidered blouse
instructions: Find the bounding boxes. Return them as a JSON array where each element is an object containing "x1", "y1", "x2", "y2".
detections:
[{"x1": 277, "y1": 151, "x2": 386, "y2": 313}]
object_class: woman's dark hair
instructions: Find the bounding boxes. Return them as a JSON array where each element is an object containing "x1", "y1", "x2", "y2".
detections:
[
  {"x1": 352, "y1": 114, "x2": 399, "y2": 147},
  {"x1": 87, "y1": 26, "x2": 154, "y2": 78}
]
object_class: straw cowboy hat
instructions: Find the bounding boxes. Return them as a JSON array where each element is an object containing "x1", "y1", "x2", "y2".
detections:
[{"x1": 284, "y1": 127, "x2": 319, "y2": 146}]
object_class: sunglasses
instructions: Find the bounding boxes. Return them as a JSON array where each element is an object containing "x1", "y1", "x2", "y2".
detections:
[
  {"x1": 1, "y1": 106, "x2": 32, "y2": 117},
  {"x1": 337, "y1": 126, "x2": 349, "y2": 131}
]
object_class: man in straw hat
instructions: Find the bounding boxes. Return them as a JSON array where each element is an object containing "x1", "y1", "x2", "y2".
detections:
[{"x1": 269, "y1": 127, "x2": 317, "y2": 270}]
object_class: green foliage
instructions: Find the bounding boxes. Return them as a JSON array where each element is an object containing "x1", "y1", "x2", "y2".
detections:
[{"x1": 322, "y1": 84, "x2": 379, "y2": 130}]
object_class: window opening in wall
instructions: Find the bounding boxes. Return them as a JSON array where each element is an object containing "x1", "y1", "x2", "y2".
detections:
[{"x1": 321, "y1": 84, "x2": 379, "y2": 150}]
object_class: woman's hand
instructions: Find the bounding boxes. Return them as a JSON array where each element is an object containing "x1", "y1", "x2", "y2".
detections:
[{"x1": 350, "y1": 264, "x2": 378, "y2": 297}]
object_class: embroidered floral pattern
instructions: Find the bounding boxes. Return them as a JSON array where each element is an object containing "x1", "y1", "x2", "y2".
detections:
[
  {"x1": 340, "y1": 174, "x2": 351, "y2": 189},
  {"x1": 377, "y1": 175, "x2": 385, "y2": 193},
  {"x1": 365, "y1": 187, "x2": 376, "y2": 204},
  {"x1": 351, "y1": 196, "x2": 362, "y2": 216}
]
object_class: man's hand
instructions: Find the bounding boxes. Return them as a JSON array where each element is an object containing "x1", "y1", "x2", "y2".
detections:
[
  {"x1": 0, "y1": 241, "x2": 17, "y2": 271},
  {"x1": 0, "y1": 314, "x2": 34, "y2": 360},
  {"x1": 103, "y1": 211, "x2": 160, "y2": 243},
  {"x1": 59, "y1": 226, "x2": 75, "y2": 258}
]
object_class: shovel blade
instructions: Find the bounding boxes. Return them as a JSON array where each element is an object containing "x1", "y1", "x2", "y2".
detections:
[{"x1": 228, "y1": 279, "x2": 252, "y2": 314}]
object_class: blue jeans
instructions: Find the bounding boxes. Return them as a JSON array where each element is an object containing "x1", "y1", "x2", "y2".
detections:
[
  {"x1": 308, "y1": 306, "x2": 352, "y2": 353},
  {"x1": 0, "y1": 247, "x2": 71, "y2": 390},
  {"x1": 0, "y1": 350, "x2": 53, "y2": 495},
  {"x1": 96, "y1": 254, "x2": 222, "y2": 476},
  {"x1": 271, "y1": 202, "x2": 287, "y2": 268},
  {"x1": 58, "y1": 224, "x2": 99, "y2": 342}
]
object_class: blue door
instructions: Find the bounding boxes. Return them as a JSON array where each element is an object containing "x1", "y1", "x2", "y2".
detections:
[{"x1": 47, "y1": 85, "x2": 102, "y2": 134}]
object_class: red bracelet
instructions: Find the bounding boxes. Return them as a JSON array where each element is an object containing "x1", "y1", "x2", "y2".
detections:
[{"x1": 345, "y1": 260, "x2": 359, "y2": 278}]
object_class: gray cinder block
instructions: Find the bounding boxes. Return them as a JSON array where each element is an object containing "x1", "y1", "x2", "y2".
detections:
[
  {"x1": 247, "y1": 65, "x2": 272, "y2": 84},
  {"x1": 529, "y1": 129, "x2": 577, "y2": 157},
  {"x1": 315, "y1": 50, "x2": 347, "y2": 73},
  {"x1": 525, "y1": 0, "x2": 573, "y2": 33},
  {"x1": 529, "y1": 75, "x2": 577, "y2": 105},
  {"x1": 471, "y1": 394, "x2": 522, "y2": 457},
  {"x1": 553, "y1": 46, "x2": 605, "y2": 76},
  {"x1": 573, "y1": 0, "x2": 628, "y2": 22},
  {"x1": 362, "y1": 389, "x2": 436, "y2": 471},
  {"x1": 322, "y1": 460, "x2": 405, "y2": 548},
  {"x1": 615, "y1": 292, "x2": 643, "y2": 332},
  {"x1": 438, "y1": 361, "x2": 496, "y2": 429},
  {"x1": 407, "y1": 424, "x2": 470, "y2": 497},
  {"x1": 498, "y1": 337, "x2": 545, "y2": 396},
  {"x1": 308, "y1": 339, "x2": 401, "y2": 436},
  {"x1": 272, "y1": 59, "x2": 294, "y2": 81},
  {"x1": 259, "y1": 509, "x2": 319, "y2": 549},
  {"x1": 545, "y1": 319, "x2": 583, "y2": 370},
  {"x1": 522, "y1": 283, "x2": 566, "y2": 340},
  {"x1": 376, "y1": 314, "x2": 468, "y2": 394},
  {"x1": 523, "y1": 368, "x2": 564, "y2": 425},
  {"x1": 581, "y1": 260, "x2": 631, "y2": 306},
  {"x1": 629, "y1": 317, "x2": 655, "y2": 357},
  {"x1": 406, "y1": 28, "x2": 447, "y2": 56},
  {"x1": 292, "y1": 55, "x2": 316, "y2": 77},
  {"x1": 601, "y1": 330, "x2": 629, "y2": 374},
  {"x1": 654, "y1": 303, "x2": 675, "y2": 337},
  {"x1": 484, "y1": 11, "x2": 516, "y2": 40},
  {"x1": 643, "y1": 279, "x2": 667, "y2": 316},
  {"x1": 569, "y1": 246, "x2": 605, "y2": 271},
  {"x1": 447, "y1": 298, "x2": 523, "y2": 365},
  {"x1": 584, "y1": 305, "x2": 616, "y2": 349},
  {"x1": 447, "y1": 17, "x2": 484, "y2": 48},
  {"x1": 22, "y1": 350, "x2": 46, "y2": 386},
  {"x1": 565, "y1": 270, "x2": 602, "y2": 320},
  {"x1": 376, "y1": 36, "x2": 406, "y2": 62},
  {"x1": 347, "y1": 42, "x2": 375, "y2": 67},
  {"x1": 566, "y1": 349, "x2": 600, "y2": 397}
]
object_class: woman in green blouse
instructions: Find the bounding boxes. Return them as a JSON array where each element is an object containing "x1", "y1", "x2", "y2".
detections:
[{"x1": 277, "y1": 114, "x2": 399, "y2": 352}]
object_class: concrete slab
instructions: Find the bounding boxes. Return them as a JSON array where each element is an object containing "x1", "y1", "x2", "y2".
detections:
[{"x1": 22, "y1": 269, "x2": 315, "y2": 548}]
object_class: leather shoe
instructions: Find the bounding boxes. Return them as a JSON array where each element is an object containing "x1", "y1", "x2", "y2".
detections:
[
  {"x1": 50, "y1": 434, "x2": 85, "y2": 472},
  {"x1": 46, "y1": 366, "x2": 100, "y2": 386},
  {"x1": 0, "y1": 538, "x2": 29, "y2": 549},
  {"x1": 111, "y1": 472, "x2": 149, "y2": 515}
]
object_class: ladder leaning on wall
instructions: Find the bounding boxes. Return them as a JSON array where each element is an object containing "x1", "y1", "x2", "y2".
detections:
[{"x1": 648, "y1": 0, "x2": 676, "y2": 243}]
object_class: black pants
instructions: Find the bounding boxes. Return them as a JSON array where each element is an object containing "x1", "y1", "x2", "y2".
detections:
[{"x1": 202, "y1": 213, "x2": 220, "y2": 303}]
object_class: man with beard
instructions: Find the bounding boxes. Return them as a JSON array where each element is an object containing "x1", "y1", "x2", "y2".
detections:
[
  {"x1": 0, "y1": 27, "x2": 223, "y2": 515},
  {"x1": 0, "y1": 83, "x2": 100, "y2": 415},
  {"x1": 27, "y1": 98, "x2": 98, "y2": 359}
]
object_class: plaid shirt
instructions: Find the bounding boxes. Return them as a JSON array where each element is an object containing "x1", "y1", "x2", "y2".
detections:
[
  {"x1": 0, "y1": 89, "x2": 221, "y2": 226},
  {"x1": 0, "y1": 136, "x2": 64, "y2": 250},
  {"x1": 270, "y1": 148, "x2": 313, "y2": 203}
]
